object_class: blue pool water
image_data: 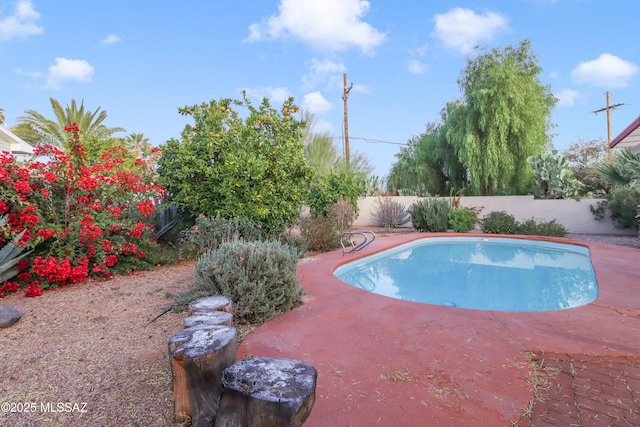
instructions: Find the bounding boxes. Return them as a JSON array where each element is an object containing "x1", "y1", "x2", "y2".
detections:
[{"x1": 334, "y1": 237, "x2": 598, "y2": 312}]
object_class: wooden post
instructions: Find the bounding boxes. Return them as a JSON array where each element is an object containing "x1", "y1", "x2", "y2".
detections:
[
  {"x1": 342, "y1": 73, "x2": 353, "y2": 170},
  {"x1": 591, "y1": 91, "x2": 625, "y2": 150},
  {"x1": 169, "y1": 325, "x2": 237, "y2": 427},
  {"x1": 188, "y1": 295, "x2": 233, "y2": 315},
  {"x1": 215, "y1": 357, "x2": 317, "y2": 427},
  {"x1": 184, "y1": 311, "x2": 233, "y2": 329}
]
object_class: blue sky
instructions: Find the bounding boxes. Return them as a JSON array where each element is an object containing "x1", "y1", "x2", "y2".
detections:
[{"x1": 1, "y1": 0, "x2": 638, "y2": 178}]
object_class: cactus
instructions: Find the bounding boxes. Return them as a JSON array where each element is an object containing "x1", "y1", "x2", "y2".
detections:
[
  {"x1": 0, "y1": 216, "x2": 32, "y2": 284},
  {"x1": 527, "y1": 150, "x2": 583, "y2": 199}
]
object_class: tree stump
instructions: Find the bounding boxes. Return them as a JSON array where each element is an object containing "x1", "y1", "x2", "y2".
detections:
[
  {"x1": 189, "y1": 295, "x2": 233, "y2": 315},
  {"x1": 215, "y1": 357, "x2": 317, "y2": 427},
  {"x1": 169, "y1": 325, "x2": 237, "y2": 427},
  {"x1": 184, "y1": 311, "x2": 233, "y2": 329}
]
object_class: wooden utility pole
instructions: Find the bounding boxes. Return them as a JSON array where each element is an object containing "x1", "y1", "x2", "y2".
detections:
[
  {"x1": 592, "y1": 91, "x2": 625, "y2": 148},
  {"x1": 342, "y1": 73, "x2": 353, "y2": 169}
]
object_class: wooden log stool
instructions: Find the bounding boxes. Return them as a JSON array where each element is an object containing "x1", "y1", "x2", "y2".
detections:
[
  {"x1": 184, "y1": 310, "x2": 233, "y2": 329},
  {"x1": 169, "y1": 325, "x2": 237, "y2": 427},
  {"x1": 188, "y1": 295, "x2": 233, "y2": 315},
  {"x1": 215, "y1": 357, "x2": 317, "y2": 427}
]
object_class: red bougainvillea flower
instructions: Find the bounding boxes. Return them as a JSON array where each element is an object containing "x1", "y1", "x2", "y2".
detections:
[
  {"x1": 24, "y1": 284, "x2": 42, "y2": 297},
  {"x1": 64, "y1": 122, "x2": 80, "y2": 133},
  {"x1": 137, "y1": 200, "x2": 156, "y2": 217}
]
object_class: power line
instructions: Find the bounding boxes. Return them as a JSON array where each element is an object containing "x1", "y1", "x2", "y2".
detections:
[{"x1": 329, "y1": 135, "x2": 407, "y2": 146}]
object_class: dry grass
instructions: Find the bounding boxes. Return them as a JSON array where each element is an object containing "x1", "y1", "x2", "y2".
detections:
[
  {"x1": 0, "y1": 262, "x2": 196, "y2": 427},
  {"x1": 511, "y1": 352, "x2": 560, "y2": 426}
]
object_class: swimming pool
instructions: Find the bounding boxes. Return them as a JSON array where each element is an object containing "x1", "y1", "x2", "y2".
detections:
[{"x1": 334, "y1": 237, "x2": 598, "y2": 311}]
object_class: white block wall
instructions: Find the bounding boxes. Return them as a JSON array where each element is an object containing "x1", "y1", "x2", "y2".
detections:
[{"x1": 353, "y1": 195, "x2": 638, "y2": 236}]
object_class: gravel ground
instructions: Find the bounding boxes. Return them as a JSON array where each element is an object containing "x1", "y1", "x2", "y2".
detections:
[{"x1": 565, "y1": 233, "x2": 640, "y2": 248}]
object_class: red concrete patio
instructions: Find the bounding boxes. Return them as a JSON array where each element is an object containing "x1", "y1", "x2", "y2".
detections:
[{"x1": 238, "y1": 233, "x2": 640, "y2": 426}]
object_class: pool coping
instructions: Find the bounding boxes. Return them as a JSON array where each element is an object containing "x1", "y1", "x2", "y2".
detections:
[{"x1": 238, "y1": 233, "x2": 640, "y2": 426}]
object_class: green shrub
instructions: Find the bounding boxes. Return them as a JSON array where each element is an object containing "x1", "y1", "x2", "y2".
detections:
[
  {"x1": 480, "y1": 211, "x2": 518, "y2": 234},
  {"x1": 307, "y1": 170, "x2": 364, "y2": 218},
  {"x1": 590, "y1": 187, "x2": 640, "y2": 230},
  {"x1": 481, "y1": 211, "x2": 567, "y2": 236},
  {"x1": 408, "y1": 198, "x2": 452, "y2": 232},
  {"x1": 372, "y1": 197, "x2": 411, "y2": 229},
  {"x1": 298, "y1": 214, "x2": 340, "y2": 252},
  {"x1": 448, "y1": 208, "x2": 478, "y2": 232},
  {"x1": 517, "y1": 218, "x2": 567, "y2": 237},
  {"x1": 177, "y1": 239, "x2": 303, "y2": 324}
]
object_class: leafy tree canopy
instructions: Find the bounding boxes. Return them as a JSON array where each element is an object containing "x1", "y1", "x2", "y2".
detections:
[{"x1": 157, "y1": 93, "x2": 312, "y2": 232}]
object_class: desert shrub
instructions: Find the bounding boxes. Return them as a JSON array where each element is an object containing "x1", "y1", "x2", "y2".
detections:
[
  {"x1": 480, "y1": 211, "x2": 518, "y2": 234},
  {"x1": 408, "y1": 197, "x2": 452, "y2": 232},
  {"x1": 448, "y1": 208, "x2": 478, "y2": 232},
  {"x1": 298, "y1": 214, "x2": 340, "y2": 252},
  {"x1": 177, "y1": 239, "x2": 303, "y2": 324},
  {"x1": 517, "y1": 218, "x2": 567, "y2": 237},
  {"x1": 372, "y1": 197, "x2": 411, "y2": 229},
  {"x1": 590, "y1": 187, "x2": 640, "y2": 230},
  {"x1": 481, "y1": 211, "x2": 567, "y2": 236},
  {"x1": 330, "y1": 199, "x2": 356, "y2": 233},
  {"x1": 180, "y1": 215, "x2": 264, "y2": 259}
]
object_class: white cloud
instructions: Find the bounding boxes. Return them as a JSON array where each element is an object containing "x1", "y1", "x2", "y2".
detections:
[
  {"x1": 432, "y1": 8, "x2": 508, "y2": 54},
  {"x1": 409, "y1": 44, "x2": 428, "y2": 57},
  {"x1": 555, "y1": 89, "x2": 579, "y2": 107},
  {"x1": 408, "y1": 60, "x2": 427, "y2": 75},
  {"x1": 14, "y1": 67, "x2": 43, "y2": 79},
  {"x1": 45, "y1": 58, "x2": 94, "y2": 89},
  {"x1": 243, "y1": 86, "x2": 291, "y2": 105},
  {"x1": 0, "y1": 0, "x2": 43, "y2": 41},
  {"x1": 302, "y1": 57, "x2": 346, "y2": 89},
  {"x1": 571, "y1": 53, "x2": 638, "y2": 88},
  {"x1": 302, "y1": 91, "x2": 333, "y2": 114},
  {"x1": 102, "y1": 34, "x2": 122, "y2": 45},
  {"x1": 313, "y1": 119, "x2": 334, "y2": 134},
  {"x1": 246, "y1": 0, "x2": 386, "y2": 54}
]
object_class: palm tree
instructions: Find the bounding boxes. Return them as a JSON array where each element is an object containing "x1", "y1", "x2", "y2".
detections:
[
  {"x1": 125, "y1": 132, "x2": 153, "y2": 159},
  {"x1": 0, "y1": 108, "x2": 5, "y2": 125},
  {"x1": 12, "y1": 98, "x2": 125, "y2": 149},
  {"x1": 595, "y1": 148, "x2": 640, "y2": 189}
]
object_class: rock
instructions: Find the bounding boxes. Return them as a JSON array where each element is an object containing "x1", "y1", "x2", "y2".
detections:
[{"x1": 0, "y1": 306, "x2": 21, "y2": 328}]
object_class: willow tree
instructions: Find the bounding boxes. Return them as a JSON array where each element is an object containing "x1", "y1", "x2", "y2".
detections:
[
  {"x1": 454, "y1": 39, "x2": 556, "y2": 195},
  {"x1": 387, "y1": 102, "x2": 468, "y2": 196}
]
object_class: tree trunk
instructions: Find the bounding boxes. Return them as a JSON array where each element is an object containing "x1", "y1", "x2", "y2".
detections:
[
  {"x1": 169, "y1": 325, "x2": 237, "y2": 427},
  {"x1": 189, "y1": 295, "x2": 233, "y2": 315},
  {"x1": 215, "y1": 357, "x2": 317, "y2": 427}
]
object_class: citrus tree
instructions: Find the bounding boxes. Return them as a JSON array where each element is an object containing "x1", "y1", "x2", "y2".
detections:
[{"x1": 157, "y1": 93, "x2": 312, "y2": 232}]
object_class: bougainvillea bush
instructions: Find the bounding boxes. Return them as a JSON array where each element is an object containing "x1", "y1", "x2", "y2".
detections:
[{"x1": 0, "y1": 123, "x2": 167, "y2": 297}]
